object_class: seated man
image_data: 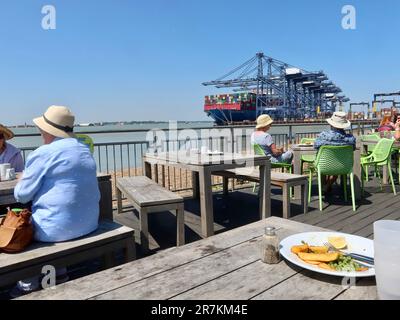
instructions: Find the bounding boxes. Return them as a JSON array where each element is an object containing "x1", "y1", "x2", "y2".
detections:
[
  {"x1": 251, "y1": 114, "x2": 293, "y2": 164},
  {"x1": 12, "y1": 105, "x2": 100, "y2": 297},
  {"x1": 314, "y1": 111, "x2": 356, "y2": 191}
]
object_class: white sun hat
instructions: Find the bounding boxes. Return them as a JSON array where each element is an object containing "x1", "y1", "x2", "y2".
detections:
[
  {"x1": 326, "y1": 111, "x2": 351, "y2": 129},
  {"x1": 256, "y1": 114, "x2": 274, "y2": 129},
  {"x1": 33, "y1": 106, "x2": 76, "y2": 138}
]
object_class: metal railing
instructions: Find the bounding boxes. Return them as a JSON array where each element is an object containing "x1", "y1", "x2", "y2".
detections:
[{"x1": 19, "y1": 133, "x2": 288, "y2": 195}]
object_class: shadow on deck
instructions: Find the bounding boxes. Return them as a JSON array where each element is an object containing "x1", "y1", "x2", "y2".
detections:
[{"x1": 115, "y1": 179, "x2": 400, "y2": 260}]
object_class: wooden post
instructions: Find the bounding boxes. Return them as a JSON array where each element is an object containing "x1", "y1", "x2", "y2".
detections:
[{"x1": 199, "y1": 167, "x2": 214, "y2": 238}]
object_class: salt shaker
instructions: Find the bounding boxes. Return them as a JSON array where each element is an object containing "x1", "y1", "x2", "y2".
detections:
[{"x1": 260, "y1": 226, "x2": 281, "y2": 264}]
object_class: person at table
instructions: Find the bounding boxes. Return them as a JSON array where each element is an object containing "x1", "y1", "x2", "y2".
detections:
[
  {"x1": 11, "y1": 105, "x2": 100, "y2": 297},
  {"x1": 0, "y1": 124, "x2": 24, "y2": 172},
  {"x1": 314, "y1": 111, "x2": 356, "y2": 192},
  {"x1": 251, "y1": 114, "x2": 293, "y2": 164},
  {"x1": 376, "y1": 114, "x2": 395, "y2": 133},
  {"x1": 394, "y1": 118, "x2": 400, "y2": 140}
]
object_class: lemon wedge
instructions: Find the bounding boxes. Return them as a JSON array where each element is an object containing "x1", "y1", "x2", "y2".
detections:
[{"x1": 328, "y1": 236, "x2": 347, "y2": 249}]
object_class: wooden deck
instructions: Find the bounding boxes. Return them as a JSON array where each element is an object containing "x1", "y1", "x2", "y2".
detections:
[
  {"x1": 114, "y1": 179, "x2": 399, "y2": 258},
  {"x1": 0, "y1": 178, "x2": 398, "y2": 299}
]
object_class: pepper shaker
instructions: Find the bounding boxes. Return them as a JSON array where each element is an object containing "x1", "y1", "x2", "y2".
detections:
[{"x1": 261, "y1": 226, "x2": 281, "y2": 264}]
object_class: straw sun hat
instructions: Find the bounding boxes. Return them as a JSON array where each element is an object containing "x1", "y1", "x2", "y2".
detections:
[
  {"x1": 326, "y1": 111, "x2": 351, "y2": 129},
  {"x1": 256, "y1": 114, "x2": 274, "y2": 129},
  {"x1": 33, "y1": 105, "x2": 76, "y2": 138},
  {"x1": 0, "y1": 124, "x2": 14, "y2": 140}
]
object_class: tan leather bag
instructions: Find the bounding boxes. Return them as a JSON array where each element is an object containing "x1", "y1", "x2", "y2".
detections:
[{"x1": 0, "y1": 208, "x2": 33, "y2": 253}]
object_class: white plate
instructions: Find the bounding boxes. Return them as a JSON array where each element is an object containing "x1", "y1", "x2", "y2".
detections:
[{"x1": 279, "y1": 232, "x2": 375, "y2": 277}]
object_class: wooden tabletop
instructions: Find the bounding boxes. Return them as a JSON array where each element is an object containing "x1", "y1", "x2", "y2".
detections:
[
  {"x1": 21, "y1": 216, "x2": 377, "y2": 300},
  {"x1": 144, "y1": 151, "x2": 270, "y2": 166}
]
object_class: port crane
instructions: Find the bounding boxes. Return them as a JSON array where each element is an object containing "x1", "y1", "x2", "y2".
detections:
[{"x1": 202, "y1": 52, "x2": 348, "y2": 121}]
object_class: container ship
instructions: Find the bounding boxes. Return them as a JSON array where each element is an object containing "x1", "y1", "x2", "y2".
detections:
[{"x1": 202, "y1": 52, "x2": 349, "y2": 125}]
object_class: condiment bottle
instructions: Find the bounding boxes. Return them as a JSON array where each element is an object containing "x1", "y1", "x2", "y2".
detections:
[{"x1": 261, "y1": 226, "x2": 281, "y2": 264}]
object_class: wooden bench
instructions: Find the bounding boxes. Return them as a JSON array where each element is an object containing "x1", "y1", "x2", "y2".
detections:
[
  {"x1": 0, "y1": 220, "x2": 135, "y2": 288},
  {"x1": 213, "y1": 168, "x2": 308, "y2": 219},
  {"x1": 116, "y1": 176, "x2": 185, "y2": 252}
]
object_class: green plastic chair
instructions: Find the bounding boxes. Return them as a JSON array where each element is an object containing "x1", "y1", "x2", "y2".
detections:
[
  {"x1": 76, "y1": 134, "x2": 94, "y2": 154},
  {"x1": 308, "y1": 145, "x2": 356, "y2": 212},
  {"x1": 299, "y1": 138, "x2": 316, "y2": 174},
  {"x1": 360, "y1": 133, "x2": 381, "y2": 181},
  {"x1": 361, "y1": 138, "x2": 396, "y2": 195},
  {"x1": 252, "y1": 143, "x2": 293, "y2": 196},
  {"x1": 253, "y1": 144, "x2": 293, "y2": 173}
]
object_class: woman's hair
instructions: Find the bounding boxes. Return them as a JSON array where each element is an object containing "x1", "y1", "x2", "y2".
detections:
[{"x1": 380, "y1": 115, "x2": 392, "y2": 127}]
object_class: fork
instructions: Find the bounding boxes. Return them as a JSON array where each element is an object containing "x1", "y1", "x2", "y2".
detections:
[{"x1": 323, "y1": 242, "x2": 374, "y2": 265}]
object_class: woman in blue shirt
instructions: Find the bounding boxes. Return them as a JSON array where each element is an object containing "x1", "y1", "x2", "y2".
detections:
[{"x1": 11, "y1": 106, "x2": 100, "y2": 297}]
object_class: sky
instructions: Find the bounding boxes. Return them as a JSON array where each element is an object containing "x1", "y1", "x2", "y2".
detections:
[{"x1": 1, "y1": 0, "x2": 400, "y2": 125}]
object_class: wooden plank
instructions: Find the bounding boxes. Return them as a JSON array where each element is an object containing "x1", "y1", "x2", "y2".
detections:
[
  {"x1": 334, "y1": 277, "x2": 378, "y2": 300},
  {"x1": 0, "y1": 221, "x2": 134, "y2": 271},
  {"x1": 20, "y1": 217, "x2": 325, "y2": 300},
  {"x1": 117, "y1": 176, "x2": 182, "y2": 207},
  {"x1": 317, "y1": 192, "x2": 397, "y2": 229},
  {"x1": 91, "y1": 222, "x2": 325, "y2": 300},
  {"x1": 252, "y1": 270, "x2": 348, "y2": 300},
  {"x1": 171, "y1": 260, "x2": 302, "y2": 300}
]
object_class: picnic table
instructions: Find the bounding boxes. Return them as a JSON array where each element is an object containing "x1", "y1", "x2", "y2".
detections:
[
  {"x1": 143, "y1": 151, "x2": 271, "y2": 238},
  {"x1": 0, "y1": 172, "x2": 113, "y2": 221},
  {"x1": 20, "y1": 216, "x2": 378, "y2": 300},
  {"x1": 291, "y1": 144, "x2": 362, "y2": 200},
  {"x1": 360, "y1": 139, "x2": 400, "y2": 185}
]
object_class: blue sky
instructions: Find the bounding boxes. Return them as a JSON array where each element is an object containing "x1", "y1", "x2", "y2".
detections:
[{"x1": 1, "y1": 0, "x2": 400, "y2": 125}]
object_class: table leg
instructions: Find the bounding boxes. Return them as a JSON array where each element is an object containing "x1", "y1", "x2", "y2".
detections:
[
  {"x1": 292, "y1": 150, "x2": 302, "y2": 199},
  {"x1": 301, "y1": 183, "x2": 308, "y2": 214},
  {"x1": 282, "y1": 183, "x2": 290, "y2": 219},
  {"x1": 259, "y1": 162, "x2": 271, "y2": 220},
  {"x1": 192, "y1": 171, "x2": 200, "y2": 199},
  {"x1": 199, "y1": 168, "x2": 214, "y2": 238},
  {"x1": 223, "y1": 177, "x2": 229, "y2": 196},
  {"x1": 144, "y1": 160, "x2": 152, "y2": 179}
]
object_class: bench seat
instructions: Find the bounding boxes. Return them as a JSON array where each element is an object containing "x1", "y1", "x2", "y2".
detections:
[
  {"x1": 0, "y1": 220, "x2": 135, "y2": 288},
  {"x1": 213, "y1": 168, "x2": 308, "y2": 218},
  {"x1": 116, "y1": 176, "x2": 185, "y2": 252}
]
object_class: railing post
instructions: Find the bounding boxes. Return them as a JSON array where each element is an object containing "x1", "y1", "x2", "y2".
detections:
[{"x1": 288, "y1": 125, "x2": 293, "y2": 145}]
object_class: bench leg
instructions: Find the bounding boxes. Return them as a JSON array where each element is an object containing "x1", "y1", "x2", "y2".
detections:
[
  {"x1": 176, "y1": 203, "x2": 185, "y2": 246},
  {"x1": 282, "y1": 184, "x2": 290, "y2": 219},
  {"x1": 301, "y1": 182, "x2": 308, "y2": 214},
  {"x1": 223, "y1": 177, "x2": 229, "y2": 196},
  {"x1": 116, "y1": 187, "x2": 122, "y2": 214},
  {"x1": 139, "y1": 207, "x2": 150, "y2": 253},
  {"x1": 103, "y1": 252, "x2": 115, "y2": 269},
  {"x1": 124, "y1": 237, "x2": 136, "y2": 262}
]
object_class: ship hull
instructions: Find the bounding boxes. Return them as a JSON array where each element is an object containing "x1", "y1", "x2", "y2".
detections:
[{"x1": 205, "y1": 109, "x2": 257, "y2": 125}]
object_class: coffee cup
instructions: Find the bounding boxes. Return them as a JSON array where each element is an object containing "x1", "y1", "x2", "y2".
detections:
[
  {"x1": 5, "y1": 168, "x2": 16, "y2": 181},
  {"x1": 0, "y1": 163, "x2": 11, "y2": 181}
]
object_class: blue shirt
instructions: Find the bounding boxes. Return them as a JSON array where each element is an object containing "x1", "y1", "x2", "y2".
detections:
[
  {"x1": 314, "y1": 128, "x2": 356, "y2": 150},
  {"x1": 14, "y1": 138, "x2": 100, "y2": 242},
  {"x1": 251, "y1": 131, "x2": 274, "y2": 157}
]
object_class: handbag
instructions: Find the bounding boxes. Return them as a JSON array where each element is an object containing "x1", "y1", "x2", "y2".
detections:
[{"x1": 0, "y1": 208, "x2": 34, "y2": 253}]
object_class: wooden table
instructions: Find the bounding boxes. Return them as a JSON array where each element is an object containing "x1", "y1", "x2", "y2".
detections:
[
  {"x1": 361, "y1": 139, "x2": 400, "y2": 185},
  {"x1": 20, "y1": 216, "x2": 378, "y2": 300},
  {"x1": 0, "y1": 172, "x2": 113, "y2": 221},
  {"x1": 291, "y1": 144, "x2": 362, "y2": 201},
  {"x1": 143, "y1": 151, "x2": 271, "y2": 238}
]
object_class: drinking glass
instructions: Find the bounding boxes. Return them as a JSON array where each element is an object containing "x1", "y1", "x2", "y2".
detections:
[{"x1": 373, "y1": 220, "x2": 400, "y2": 300}]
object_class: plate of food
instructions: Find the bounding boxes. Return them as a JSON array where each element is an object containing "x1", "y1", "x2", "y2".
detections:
[{"x1": 279, "y1": 232, "x2": 375, "y2": 277}]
